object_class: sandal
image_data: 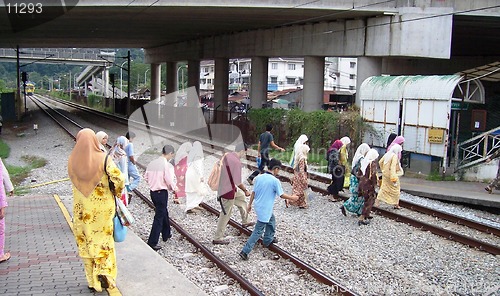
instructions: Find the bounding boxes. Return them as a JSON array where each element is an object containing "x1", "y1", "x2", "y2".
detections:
[
  {"x1": 485, "y1": 186, "x2": 492, "y2": 194},
  {"x1": 0, "y1": 252, "x2": 11, "y2": 263},
  {"x1": 285, "y1": 200, "x2": 289, "y2": 208},
  {"x1": 98, "y1": 275, "x2": 110, "y2": 289},
  {"x1": 393, "y1": 205, "x2": 402, "y2": 210}
]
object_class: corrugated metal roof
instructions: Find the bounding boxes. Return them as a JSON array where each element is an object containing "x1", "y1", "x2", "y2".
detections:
[{"x1": 360, "y1": 75, "x2": 462, "y2": 101}]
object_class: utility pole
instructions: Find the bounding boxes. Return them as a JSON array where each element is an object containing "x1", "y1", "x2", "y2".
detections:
[{"x1": 16, "y1": 45, "x2": 22, "y2": 120}]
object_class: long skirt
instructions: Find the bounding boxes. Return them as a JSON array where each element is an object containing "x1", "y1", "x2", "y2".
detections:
[
  {"x1": 327, "y1": 165, "x2": 345, "y2": 196},
  {"x1": 289, "y1": 171, "x2": 308, "y2": 207},
  {"x1": 343, "y1": 175, "x2": 364, "y2": 215}
]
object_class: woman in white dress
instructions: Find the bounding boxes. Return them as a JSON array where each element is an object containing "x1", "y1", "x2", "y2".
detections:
[{"x1": 185, "y1": 141, "x2": 205, "y2": 213}]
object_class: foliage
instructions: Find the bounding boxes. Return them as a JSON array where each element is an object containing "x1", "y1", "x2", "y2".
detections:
[
  {"x1": 0, "y1": 139, "x2": 10, "y2": 158},
  {"x1": 247, "y1": 108, "x2": 287, "y2": 145},
  {"x1": 426, "y1": 172, "x2": 456, "y2": 181},
  {"x1": 87, "y1": 94, "x2": 104, "y2": 109},
  {"x1": 4, "y1": 155, "x2": 47, "y2": 194}
]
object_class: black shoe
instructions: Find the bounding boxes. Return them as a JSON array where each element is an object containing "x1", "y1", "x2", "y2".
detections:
[
  {"x1": 149, "y1": 244, "x2": 162, "y2": 251},
  {"x1": 98, "y1": 275, "x2": 109, "y2": 289},
  {"x1": 366, "y1": 215, "x2": 374, "y2": 219},
  {"x1": 358, "y1": 220, "x2": 370, "y2": 226},
  {"x1": 162, "y1": 235, "x2": 172, "y2": 242},
  {"x1": 128, "y1": 193, "x2": 132, "y2": 204},
  {"x1": 340, "y1": 206, "x2": 347, "y2": 216},
  {"x1": 239, "y1": 251, "x2": 248, "y2": 260}
]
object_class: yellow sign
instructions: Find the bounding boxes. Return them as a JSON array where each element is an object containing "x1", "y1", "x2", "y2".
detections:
[{"x1": 428, "y1": 129, "x2": 444, "y2": 144}]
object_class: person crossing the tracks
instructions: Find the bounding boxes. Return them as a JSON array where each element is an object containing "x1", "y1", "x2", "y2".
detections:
[
  {"x1": 213, "y1": 142, "x2": 254, "y2": 245},
  {"x1": 239, "y1": 159, "x2": 298, "y2": 260},
  {"x1": 247, "y1": 124, "x2": 285, "y2": 185},
  {"x1": 287, "y1": 135, "x2": 310, "y2": 209},
  {"x1": 67, "y1": 128, "x2": 125, "y2": 293},
  {"x1": 375, "y1": 143, "x2": 404, "y2": 209},
  {"x1": 185, "y1": 141, "x2": 206, "y2": 213},
  {"x1": 485, "y1": 148, "x2": 500, "y2": 194},
  {"x1": 326, "y1": 139, "x2": 344, "y2": 199},
  {"x1": 125, "y1": 131, "x2": 141, "y2": 193},
  {"x1": 174, "y1": 142, "x2": 192, "y2": 204},
  {"x1": 357, "y1": 148, "x2": 380, "y2": 226},
  {"x1": 110, "y1": 136, "x2": 130, "y2": 205},
  {"x1": 0, "y1": 157, "x2": 14, "y2": 264},
  {"x1": 340, "y1": 143, "x2": 370, "y2": 217},
  {"x1": 144, "y1": 144, "x2": 178, "y2": 251}
]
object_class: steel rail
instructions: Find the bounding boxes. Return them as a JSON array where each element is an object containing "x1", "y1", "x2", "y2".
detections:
[
  {"x1": 132, "y1": 190, "x2": 265, "y2": 296},
  {"x1": 199, "y1": 203, "x2": 357, "y2": 296},
  {"x1": 38, "y1": 95, "x2": 500, "y2": 255},
  {"x1": 32, "y1": 96, "x2": 266, "y2": 296}
]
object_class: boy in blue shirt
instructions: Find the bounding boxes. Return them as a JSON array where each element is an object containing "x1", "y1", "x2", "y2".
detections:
[{"x1": 239, "y1": 159, "x2": 298, "y2": 260}]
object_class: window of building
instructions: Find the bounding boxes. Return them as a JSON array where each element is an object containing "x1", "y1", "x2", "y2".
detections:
[
  {"x1": 271, "y1": 63, "x2": 278, "y2": 70},
  {"x1": 210, "y1": 66, "x2": 214, "y2": 72},
  {"x1": 287, "y1": 77, "x2": 295, "y2": 84},
  {"x1": 288, "y1": 64, "x2": 296, "y2": 70},
  {"x1": 203, "y1": 67, "x2": 209, "y2": 73},
  {"x1": 349, "y1": 85, "x2": 355, "y2": 90},
  {"x1": 350, "y1": 74, "x2": 356, "y2": 79},
  {"x1": 270, "y1": 76, "x2": 278, "y2": 83},
  {"x1": 350, "y1": 62, "x2": 356, "y2": 68}
]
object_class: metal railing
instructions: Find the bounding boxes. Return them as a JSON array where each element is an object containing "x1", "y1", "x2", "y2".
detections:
[{"x1": 455, "y1": 126, "x2": 500, "y2": 171}]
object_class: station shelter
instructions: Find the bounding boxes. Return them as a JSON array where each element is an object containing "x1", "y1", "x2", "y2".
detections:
[{"x1": 359, "y1": 75, "x2": 487, "y2": 176}]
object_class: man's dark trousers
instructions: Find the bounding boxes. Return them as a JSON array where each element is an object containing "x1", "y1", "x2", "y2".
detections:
[{"x1": 147, "y1": 189, "x2": 171, "y2": 246}]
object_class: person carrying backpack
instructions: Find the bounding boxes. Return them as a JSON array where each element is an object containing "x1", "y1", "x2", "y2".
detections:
[{"x1": 213, "y1": 142, "x2": 255, "y2": 245}]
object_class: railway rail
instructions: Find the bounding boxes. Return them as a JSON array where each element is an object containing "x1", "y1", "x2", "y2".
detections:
[
  {"x1": 34, "y1": 94, "x2": 500, "y2": 256},
  {"x1": 30, "y1": 94, "x2": 358, "y2": 295}
]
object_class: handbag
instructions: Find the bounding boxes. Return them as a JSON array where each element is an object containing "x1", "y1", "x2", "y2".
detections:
[
  {"x1": 113, "y1": 214, "x2": 127, "y2": 242},
  {"x1": 115, "y1": 197, "x2": 135, "y2": 226}
]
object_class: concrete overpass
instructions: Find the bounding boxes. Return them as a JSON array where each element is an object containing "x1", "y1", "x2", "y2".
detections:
[{"x1": 1, "y1": 0, "x2": 499, "y2": 113}]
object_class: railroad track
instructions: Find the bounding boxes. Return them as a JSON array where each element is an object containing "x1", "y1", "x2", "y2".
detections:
[
  {"x1": 31, "y1": 94, "x2": 357, "y2": 295},
  {"x1": 34, "y1": 94, "x2": 500, "y2": 256}
]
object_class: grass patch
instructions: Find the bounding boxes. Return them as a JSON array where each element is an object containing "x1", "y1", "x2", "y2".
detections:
[
  {"x1": 426, "y1": 172, "x2": 456, "y2": 181},
  {"x1": 5, "y1": 155, "x2": 47, "y2": 194},
  {"x1": 0, "y1": 139, "x2": 10, "y2": 158}
]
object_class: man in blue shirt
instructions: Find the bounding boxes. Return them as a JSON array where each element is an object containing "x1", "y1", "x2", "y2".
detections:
[
  {"x1": 125, "y1": 131, "x2": 141, "y2": 193},
  {"x1": 239, "y1": 159, "x2": 298, "y2": 260},
  {"x1": 247, "y1": 124, "x2": 285, "y2": 184}
]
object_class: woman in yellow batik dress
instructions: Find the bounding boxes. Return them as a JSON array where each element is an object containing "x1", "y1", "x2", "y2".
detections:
[
  {"x1": 68, "y1": 128, "x2": 125, "y2": 293},
  {"x1": 339, "y1": 136, "x2": 351, "y2": 188},
  {"x1": 376, "y1": 143, "x2": 404, "y2": 209}
]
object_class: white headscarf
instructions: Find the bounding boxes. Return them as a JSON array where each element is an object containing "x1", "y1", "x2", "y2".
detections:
[
  {"x1": 290, "y1": 135, "x2": 308, "y2": 166},
  {"x1": 95, "y1": 131, "x2": 108, "y2": 152},
  {"x1": 360, "y1": 148, "x2": 379, "y2": 175},
  {"x1": 352, "y1": 143, "x2": 370, "y2": 169},
  {"x1": 340, "y1": 136, "x2": 351, "y2": 159},
  {"x1": 383, "y1": 143, "x2": 402, "y2": 164},
  {"x1": 175, "y1": 142, "x2": 192, "y2": 165},
  {"x1": 294, "y1": 143, "x2": 310, "y2": 170}
]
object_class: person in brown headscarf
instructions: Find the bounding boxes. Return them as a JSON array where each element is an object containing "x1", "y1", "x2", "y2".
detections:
[{"x1": 68, "y1": 128, "x2": 124, "y2": 293}]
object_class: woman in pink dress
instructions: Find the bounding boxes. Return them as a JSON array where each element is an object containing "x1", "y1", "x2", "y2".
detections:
[
  {"x1": 173, "y1": 142, "x2": 192, "y2": 204},
  {"x1": 0, "y1": 158, "x2": 14, "y2": 263}
]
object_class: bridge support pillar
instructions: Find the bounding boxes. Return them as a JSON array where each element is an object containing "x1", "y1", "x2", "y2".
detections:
[
  {"x1": 150, "y1": 63, "x2": 161, "y2": 101},
  {"x1": 187, "y1": 60, "x2": 200, "y2": 107},
  {"x1": 165, "y1": 62, "x2": 176, "y2": 94},
  {"x1": 214, "y1": 58, "x2": 229, "y2": 115},
  {"x1": 250, "y1": 56, "x2": 268, "y2": 109},
  {"x1": 355, "y1": 57, "x2": 382, "y2": 106},
  {"x1": 303, "y1": 56, "x2": 325, "y2": 112},
  {"x1": 103, "y1": 67, "x2": 109, "y2": 98}
]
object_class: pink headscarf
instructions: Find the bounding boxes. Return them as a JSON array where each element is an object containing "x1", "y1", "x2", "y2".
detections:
[
  {"x1": 387, "y1": 136, "x2": 405, "y2": 159},
  {"x1": 328, "y1": 140, "x2": 343, "y2": 153}
]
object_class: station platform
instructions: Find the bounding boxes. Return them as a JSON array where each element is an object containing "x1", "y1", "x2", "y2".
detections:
[
  {"x1": 400, "y1": 176, "x2": 500, "y2": 210},
  {"x1": 0, "y1": 195, "x2": 207, "y2": 296}
]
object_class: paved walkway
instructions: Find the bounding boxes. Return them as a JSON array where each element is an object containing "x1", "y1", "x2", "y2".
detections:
[
  {"x1": 400, "y1": 176, "x2": 500, "y2": 209},
  {"x1": 0, "y1": 195, "x2": 208, "y2": 296}
]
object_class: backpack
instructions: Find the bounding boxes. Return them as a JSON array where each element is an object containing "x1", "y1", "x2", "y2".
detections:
[{"x1": 207, "y1": 153, "x2": 227, "y2": 191}]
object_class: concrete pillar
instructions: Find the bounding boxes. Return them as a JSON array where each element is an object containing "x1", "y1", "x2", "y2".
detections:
[
  {"x1": 165, "y1": 62, "x2": 176, "y2": 94},
  {"x1": 214, "y1": 58, "x2": 229, "y2": 111},
  {"x1": 303, "y1": 56, "x2": 325, "y2": 112},
  {"x1": 250, "y1": 56, "x2": 268, "y2": 109},
  {"x1": 103, "y1": 67, "x2": 109, "y2": 97},
  {"x1": 355, "y1": 57, "x2": 382, "y2": 106},
  {"x1": 187, "y1": 60, "x2": 200, "y2": 107},
  {"x1": 150, "y1": 63, "x2": 161, "y2": 100}
]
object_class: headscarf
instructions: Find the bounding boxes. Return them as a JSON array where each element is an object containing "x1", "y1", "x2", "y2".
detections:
[
  {"x1": 290, "y1": 134, "x2": 308, "y2": 166},
  {"x1": 67, "y1": 128, "x2": 106, "y2": 197},
  {"x1": 294, "y1": 143, "x2": 310, "y2": 170},
  {"x1": 328, "y1": 139, "x2": 343, "y2": 153},
  {"x1": 111, "y1": 136, "x2": 128, "y2": 163},
  {"x1": 340, "y1": 136, "x2": 351, "y2": 158},
  {"x1": 360, "y1": 148, "x2": 379, "y2": 175},
  {"x1": 188, "y1": 141, "x2": 204, "y2": 166},
  {"x1": 386, "y1": 133, "x2": 397, "y2": 148},
  {"x1": 352, "y1": 143, "x2": 370, "y2": 169},
  {"x1": 383, "y1": 143, "x2": 403, "y2": 164},
  {"x1": 175, "y1": 142, "x2": 192, "y2": 165},
  {"x1": 95, "y1": 131, "x2": 108, "y2": 152},
  {"x1": 387, "y1": 136, "x2": 405, "y2": 159}
]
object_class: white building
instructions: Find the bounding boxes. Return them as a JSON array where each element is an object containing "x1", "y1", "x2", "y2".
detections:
[{"x1": 199, "y1": 57, "x2": 357, "y2": 95}]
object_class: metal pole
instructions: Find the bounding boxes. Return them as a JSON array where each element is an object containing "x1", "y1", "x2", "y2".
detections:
[
  {"x1": 127, "y1": 50, "x2": 131, "y2": 116},
  {"x1": 16, "y1": 45, "x2": 21, "y2": 120}
]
